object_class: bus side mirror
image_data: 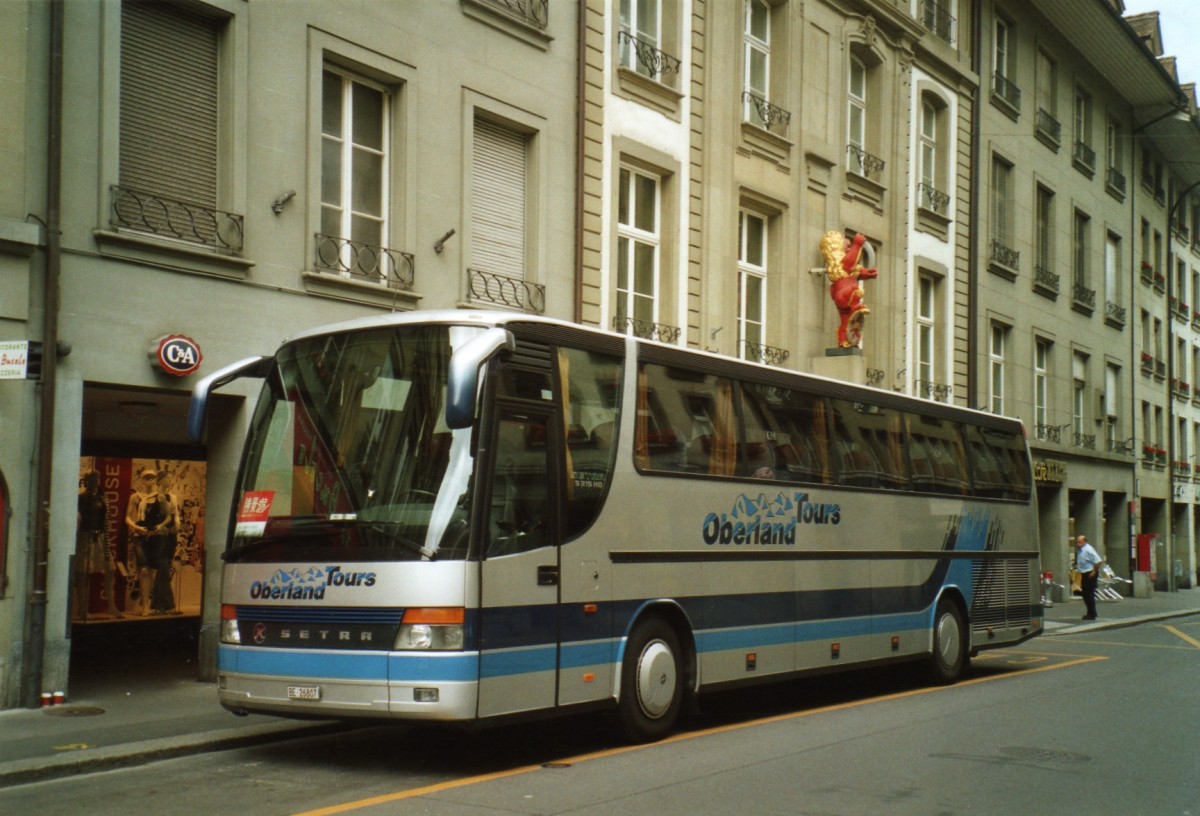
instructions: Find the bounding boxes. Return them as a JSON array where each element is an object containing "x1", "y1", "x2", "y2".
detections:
[
  {"x1": 187, "y1": 355, "x2": 275, "y2": 443},
  {"x1": 446, "y1": 328, "x2": 515, "y2": 429}
]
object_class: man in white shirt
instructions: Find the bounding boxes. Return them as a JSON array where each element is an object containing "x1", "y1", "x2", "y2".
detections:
[{"x1": 1074, "y1": 535, "x2": 1102, "y2": 621}]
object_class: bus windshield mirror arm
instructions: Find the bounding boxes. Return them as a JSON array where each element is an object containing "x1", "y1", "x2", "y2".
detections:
[
  {"x1": 446, "y1": 328, "x2": 515, "y2": 429},
  {"x1": 188, "y1": 355, "x2": 275, "y2": 442}
]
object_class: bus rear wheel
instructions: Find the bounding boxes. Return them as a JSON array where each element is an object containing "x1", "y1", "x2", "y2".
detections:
[
  {"x1": 927, "y1": 599, "x2": 967, "y2": 684},
  {"x1": 618, "y1": 617, "x2": 683, "y2": 743}
]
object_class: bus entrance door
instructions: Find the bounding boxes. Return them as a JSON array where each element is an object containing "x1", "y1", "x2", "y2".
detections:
[{"x1": 477, "y1": 406, "x2": 562, "y2": 718}]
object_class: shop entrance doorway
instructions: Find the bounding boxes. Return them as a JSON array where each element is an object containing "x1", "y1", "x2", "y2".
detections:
[{"x1": 71, "y1": 386, "x2": 207, "y2": 686}]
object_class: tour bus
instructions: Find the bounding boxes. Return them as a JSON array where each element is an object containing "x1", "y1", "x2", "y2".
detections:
[{"x1": 189, "y1": 310, "x2": 1042, "y2": 742}]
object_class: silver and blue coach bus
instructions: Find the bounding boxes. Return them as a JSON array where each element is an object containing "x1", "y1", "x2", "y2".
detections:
[{"x1": 189, "y1": 310, "x2": 1042, "y2": 742}]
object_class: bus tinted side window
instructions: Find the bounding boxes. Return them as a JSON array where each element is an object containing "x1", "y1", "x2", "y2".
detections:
[
  {"x1": 637, "y1": 364, "x2": 739, "y2": 476},
  {"x1": 746, "y1": 383, "x2": 831, "y2": 484},
  {"x1": 907, "y1": 414, "x2": 969, "y2": 495},
  {"x1": 963, "y1": 424, "x2": 1031, "y2": 501},
  {"x1": 829, "y1": 400, "x2": 910, "y2": 490},
  {"x1": 559, "y1": 347, "x2": 623, "y2": 538}
]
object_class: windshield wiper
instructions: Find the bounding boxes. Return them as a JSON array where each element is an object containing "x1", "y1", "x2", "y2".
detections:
[{"x1": 223, "y1": 517, "x2": 356, "y2": 562}]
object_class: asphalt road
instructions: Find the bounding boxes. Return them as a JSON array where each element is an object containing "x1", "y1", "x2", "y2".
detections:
[{"x1": 7, "y1": 619, "x2": 1199, "y2": 816}]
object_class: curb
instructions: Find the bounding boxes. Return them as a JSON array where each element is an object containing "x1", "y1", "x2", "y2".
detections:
[
  {"x1": 1042, "y1": 608, "x2": 1200, "y2": 637},
  {"x1": 0, "y1": 720, "x2": 351, "y2": 789}
]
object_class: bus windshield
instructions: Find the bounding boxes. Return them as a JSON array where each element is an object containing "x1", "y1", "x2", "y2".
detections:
[{"x1": 228, "y1": 324, "x2": 483, "y2": 563}]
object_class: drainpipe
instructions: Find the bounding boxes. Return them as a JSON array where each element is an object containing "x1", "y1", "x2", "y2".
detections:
[
  {"x1": 574, "y1": 0, "x2": 587, "y2": 325},
  {"x1": 22, "y1": 0, "x2": 63, "y2": 707},
  {"x1": 966, "y1": 0, "x2": 982, "y2": 407}
]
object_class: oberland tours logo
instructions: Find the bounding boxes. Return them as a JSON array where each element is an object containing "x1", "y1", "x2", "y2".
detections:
[
  {"x1": 702, "y1": 492, "x2": 841, "y2": 546},
  {"x1": 249, "y1": 565, "x2": 377, "y2": 600}
]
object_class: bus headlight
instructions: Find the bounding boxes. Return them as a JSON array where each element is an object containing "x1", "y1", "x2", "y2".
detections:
[
  {"x1": 394, "y1": 608, "x2": 465, "y2": 650},
  {"x1": 220, "y1": 604, "x2": 241, "y2": 645}
]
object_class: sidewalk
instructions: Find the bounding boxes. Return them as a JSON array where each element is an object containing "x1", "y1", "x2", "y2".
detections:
[
  {"x1": 0, "y1": 629, "x2": 351, "y2": 789},
  {"x1": 2, "y1": 588, "x2": 1199, "y2": 789},
  {"x1": 1041, "y1": 584, "x2": 1200, "y2": 635}
]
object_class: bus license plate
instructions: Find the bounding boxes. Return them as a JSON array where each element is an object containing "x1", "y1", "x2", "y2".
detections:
[{"x1": 287, "y1": 685, "x2": 321, "y2": 701}]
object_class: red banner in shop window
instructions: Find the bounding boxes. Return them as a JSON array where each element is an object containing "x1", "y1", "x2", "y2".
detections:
[{"x1": 94, "y1": 456, "x2": 134, "y2": 568}]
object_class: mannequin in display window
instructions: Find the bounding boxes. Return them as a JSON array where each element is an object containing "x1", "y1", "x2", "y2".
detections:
[
  {"x1": 125, "y1": 469, "x2": 181, "y2": 615},
  {"x1": 74, "y1": 469, "x2": 121, "y2": 619}
]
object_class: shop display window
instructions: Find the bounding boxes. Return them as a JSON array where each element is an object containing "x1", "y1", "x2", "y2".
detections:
[{"x1": 73, "y1": 456, "x2": 206, "y2": 623}]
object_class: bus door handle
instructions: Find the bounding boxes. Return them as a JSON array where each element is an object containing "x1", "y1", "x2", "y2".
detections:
[{"x1": 537, "y1": 565, "x2": 559, "y2": 586}]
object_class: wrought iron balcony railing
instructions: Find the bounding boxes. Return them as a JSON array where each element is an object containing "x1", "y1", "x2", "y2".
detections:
[
  {"x1": 1033, "y1": 265, "x2": 1060, "y2": 295},
  {"x1": 1073, "y1": 141, "x2": 1096, "y2": 171},
  {"x1": 1035, "y1": 109, "x2": 1061, "y2": 144},
  {"x1": 918, "y1": 182, "x2": 950, "y2": 214},
  {"x1": 617, "y1": 30, "x2": 681, "y2": 81},
  {"x1": 846, "y1": 145, "x2": 885, "y2": 179},
  {"x1": 1107, "y1": 437, "x2": 1134, "y2": 456},
  {"x1": 1106, "y1": 167, "x2": 1126, "y2": 195},
  {"x1": 740, "y1": 340, "x2": 790, "y2": 366},
  {"x1": 467, "y1": 268, "x2": 546, "y2": 313},
  {"x1": 612, "y1": 315, "x2": 681, "y2": 344},
  {"x1": 915, "y1": 380, "x2": 953, "y2": 401},
  {"x1": 992, "y1": 73, "x2": 1021, "y2": 110},
  {"x1": 314, "y1": 233, "x2": 414, "y2": 289},
  {"x1": 1035, "y1": 423, "x2": 1061, "y2": 443},
  {"x1": 919, "y1": 0, "x2": 956, "y2": 44},
  {"x1": 1105, "y1": 300, "x2": 1126, "y2": 325},
  {"x1": 110, "y1": 185, "x2": 243, "y2": 253},
  {"x1": 1073, "y1": 433, "x2": 1096, "y2": 450},
  {"x1": 477, "y1": 0, "x2": 547, "y2": 29},
  {"x1": 1072, "y1": 282, "x2": 1096, "y2": 310},
  {"x1": 742, "y1": 92, "x2": 792, "y2": 134},
  {"x1": 990, "y1": 239, "x2": 1020, "y2": 271}
]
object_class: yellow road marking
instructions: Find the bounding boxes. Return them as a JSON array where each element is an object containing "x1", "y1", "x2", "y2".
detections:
[
  {"x1": 1163, "y1": 624, "x2": 1200, "y2": 649},
  {"x1": 292, "y1": 654, "x2": 1107, "y2": 816}
]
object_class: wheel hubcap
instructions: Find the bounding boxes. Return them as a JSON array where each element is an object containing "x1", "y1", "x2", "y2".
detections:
[
  {"x1": 636, "y1": 639, "x2": 677, "y2": 719},
  {"x1": 937, "y1": 613, "x2": 959, "y2": 664}
]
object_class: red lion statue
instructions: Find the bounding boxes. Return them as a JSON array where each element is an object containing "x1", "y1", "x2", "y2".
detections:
[{"x1": 820, "y1": 231, "x2": 878, "y2": 348}]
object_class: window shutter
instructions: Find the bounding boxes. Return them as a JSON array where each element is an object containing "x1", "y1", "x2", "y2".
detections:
[
  {"x1": 471, "y1": 119, "x2": 527, "y2": 281},
  {"x1": 120, "y1": 1, "x2": 219, "y2": 208}
]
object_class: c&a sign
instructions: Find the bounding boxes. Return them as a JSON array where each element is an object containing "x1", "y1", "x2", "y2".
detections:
[
  {"x1": 1033, "y1": 458, "x2": 1067, "y2": 485},
  {"x1": 148, "y1": 334, "x2": 202, "y2": 377}
]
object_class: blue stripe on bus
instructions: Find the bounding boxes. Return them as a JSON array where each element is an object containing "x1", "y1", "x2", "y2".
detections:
[
  {"x1": 218, "y1": 601, "x2": 958, "y2": 685},
  {"x1": 219, "y1": 645, "x2": 480, "y2": 682}
]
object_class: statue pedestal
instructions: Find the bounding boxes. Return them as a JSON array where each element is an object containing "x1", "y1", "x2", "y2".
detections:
[{"x1": 811, "y1": 347, "x2": 864, "y2": 384}]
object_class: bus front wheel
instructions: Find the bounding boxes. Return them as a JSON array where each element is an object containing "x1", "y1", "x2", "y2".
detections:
[
  {"x1": 927, "y1": 599, "x2": 967, "y2": 684},
  {"x1": 618, "y1": 617, "x2": 683, "y2": 742}
]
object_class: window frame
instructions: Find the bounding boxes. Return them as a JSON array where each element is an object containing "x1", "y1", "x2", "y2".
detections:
[
  {"x1": 916, "y1": 273, "x2": 938, "y2": 395},
  {"x1": 847, "y1": 55, "x2": 867, "y2": 171},
  {"x1": 320, "y1": 66, "x2": 391, "y2": 262},
  {"x1": 1033, "y1": 338, "x2": 1050, "y2": 433},
  {"x1": 742, "y1": 0, "x2": 771, "y2": 126},
  {"x1": 989, "y1": 322, "x2": 1008, "y2": 415},
  {"x1": 616, "y1": 164, "x2": 663, "y2": 327},
  {"x1": 737, "y1": 209, "x2": 768, "y2": 361}
]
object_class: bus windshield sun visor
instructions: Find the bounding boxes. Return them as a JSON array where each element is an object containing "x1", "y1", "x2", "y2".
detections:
[
  {"x1": 187, "y1": 355, "x2": 275, "y2": 443},
  {"x1": 445, "y1": 327, "x2": 515, "y2": 429}
]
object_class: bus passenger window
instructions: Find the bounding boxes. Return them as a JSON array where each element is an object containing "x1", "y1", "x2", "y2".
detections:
[
  {"x1": 560, "y1": 347, "x2": 622, "y2": 538},
  {"x1": 746, "y1": 382, "x2": 829, "y2": 484}
]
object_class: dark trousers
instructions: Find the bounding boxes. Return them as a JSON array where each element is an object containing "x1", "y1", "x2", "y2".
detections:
[
  {"x1": 144, "y1": 534, "x2": 176, "y2": 611},
  {"x1": 1080, "y1": 570, "x2": 1098, "y2": 619}
]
